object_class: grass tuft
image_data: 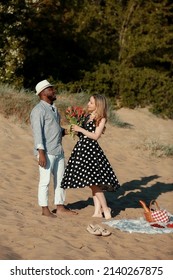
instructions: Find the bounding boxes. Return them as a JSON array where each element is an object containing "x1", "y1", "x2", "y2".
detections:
[{"x1": 137, "y1": 139, "x2": 173, "y2": 157}]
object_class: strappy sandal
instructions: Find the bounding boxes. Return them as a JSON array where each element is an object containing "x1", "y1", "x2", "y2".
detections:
[
  {"x1": 94, "y1": 224, "x2": 112, "y2": 236},
  {"x1": 86, "y1": 224, "x2": 102, "y2": 236},
  {"x1": 87, "y1": 224, "x2": 111, "y2": 236}
]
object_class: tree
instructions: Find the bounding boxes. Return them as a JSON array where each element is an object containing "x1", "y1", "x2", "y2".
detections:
[
  {"x1": 118, "y1": 0, "x2": 173, "y2": 117},
  {"x1": 0, "y1": 0, "x2": 173, "y2": 117},
  {"x1": 0, "y1": 0, "x2": 28, "y2": 87}
]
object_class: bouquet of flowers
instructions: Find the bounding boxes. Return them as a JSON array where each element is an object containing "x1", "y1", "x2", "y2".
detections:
[{"x1": 65, "y1": 106, "x2": 86, "y2": 139}]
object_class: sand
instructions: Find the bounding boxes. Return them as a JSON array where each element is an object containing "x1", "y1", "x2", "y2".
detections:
[{"x1": 0, "y1": 108, "x2": 173, "y2": 260}]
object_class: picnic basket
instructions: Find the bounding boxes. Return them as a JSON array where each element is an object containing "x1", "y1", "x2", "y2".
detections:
[{"x1": 139, "y1": 200, "x2": 170, "y2": 223}]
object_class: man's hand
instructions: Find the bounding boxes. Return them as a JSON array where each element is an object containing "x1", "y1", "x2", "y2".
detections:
[{"x1": 38, "y1": 149, "x2": 46, "y2": 168}]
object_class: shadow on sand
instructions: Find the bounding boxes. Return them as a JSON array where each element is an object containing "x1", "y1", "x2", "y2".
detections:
[
  {"x1": 0, "y1": 245, "x2": 21, "y2": 260},
  {"x1": 66, "y1": 175, "x2": 173, "y2": 218}
]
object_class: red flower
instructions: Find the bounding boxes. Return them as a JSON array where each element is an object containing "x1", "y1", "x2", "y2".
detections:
[
  {"x1": 65, "y1": 106, "x2": 86, "y2": 139},
  {"x1": 65, "y1": 106, "x2": 86, "y2": 125}
]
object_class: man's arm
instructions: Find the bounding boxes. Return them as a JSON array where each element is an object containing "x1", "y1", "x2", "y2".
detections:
[{"x1": 30, "y1": 107, "x2": 47, "y2": 167}]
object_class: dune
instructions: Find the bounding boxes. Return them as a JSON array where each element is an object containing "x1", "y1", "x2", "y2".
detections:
[{"x1": 0, "y1": 108, "x2": 173, "y2": 260}]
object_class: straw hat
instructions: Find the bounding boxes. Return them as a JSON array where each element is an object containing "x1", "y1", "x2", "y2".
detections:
[{"x1": 35, "y1": 80, "x2": 53, "y2": 95}]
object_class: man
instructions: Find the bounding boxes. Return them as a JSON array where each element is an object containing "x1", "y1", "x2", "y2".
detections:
[{"x1": 30, "y1": 79, "x2": 76, "y2": 217}]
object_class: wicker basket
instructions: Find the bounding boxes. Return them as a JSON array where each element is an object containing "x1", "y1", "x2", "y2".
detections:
[{"x1": 139, "y1": 200, "x2": 160, "y2": 222}]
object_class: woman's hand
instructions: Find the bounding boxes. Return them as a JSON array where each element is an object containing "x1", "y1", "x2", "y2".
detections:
[
  {"x1": 71, "y1": 124, "x2": 82, "y2": 133},
  {"x1": 71, "y1": 118, "x2": 106, "y2": 140}
]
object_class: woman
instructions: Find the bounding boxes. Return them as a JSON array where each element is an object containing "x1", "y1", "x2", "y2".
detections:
[{"x1": 61, "y1": 94, "x2": 120, "y2": 219}]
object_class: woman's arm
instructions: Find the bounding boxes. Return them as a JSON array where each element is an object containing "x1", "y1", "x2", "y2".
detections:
[{"x1": 72, "y1": 118, "x2": 106, "y2": 140}]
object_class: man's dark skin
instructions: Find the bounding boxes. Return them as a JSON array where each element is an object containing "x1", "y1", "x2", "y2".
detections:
[{"x1": 37, "y1": 86, "x2": 77, "y2": 217}]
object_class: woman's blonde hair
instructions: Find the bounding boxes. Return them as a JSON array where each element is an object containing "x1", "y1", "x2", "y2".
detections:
[{"x1": 92, "y1": 94, "x2": 107, "y2": 128}]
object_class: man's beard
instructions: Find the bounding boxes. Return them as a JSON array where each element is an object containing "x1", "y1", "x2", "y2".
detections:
[{"x1": 47, "y1": 95, "x2": 56, "y2": 103}]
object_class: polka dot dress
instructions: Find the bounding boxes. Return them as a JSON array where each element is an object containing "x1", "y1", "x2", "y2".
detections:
[{"x1": 61, "y1": 117, "x2": 120, "y2": 191}]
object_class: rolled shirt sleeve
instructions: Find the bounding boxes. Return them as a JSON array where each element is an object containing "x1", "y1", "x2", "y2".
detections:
[
  {"x1": 30, "y1": 100, "x2": 64, "y2": 156},
  {"x1": 30, "y1": 106, "x2": 45, "y2": 151}
]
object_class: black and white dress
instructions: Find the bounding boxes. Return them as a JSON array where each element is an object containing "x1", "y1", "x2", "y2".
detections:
[{"x1": 61, "y1": 116, "x2": 120, "y2": 191}]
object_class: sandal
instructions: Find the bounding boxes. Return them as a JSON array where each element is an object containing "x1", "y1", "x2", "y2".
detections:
[
  {"x1": 94, "y1": 224, "x2": 112, "y2": 236},
  {"x1": 87, "y1": 224, "x2": 111, "y2": 236},
  {"x1": 87, "y1": 224, "x2": 102, "y2": 236}
]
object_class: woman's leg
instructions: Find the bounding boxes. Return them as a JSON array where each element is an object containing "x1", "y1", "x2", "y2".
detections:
[
  {"x1": 90, "y1": 185, "x2": 111, "y2": 219},
  {"x1": 92, "y1": 193, "x2": 102, "y2": 217}
]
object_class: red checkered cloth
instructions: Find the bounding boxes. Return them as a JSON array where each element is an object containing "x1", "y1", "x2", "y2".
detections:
[{"x1": 151, "y1": 209, "x2": 170, "y2": 223}]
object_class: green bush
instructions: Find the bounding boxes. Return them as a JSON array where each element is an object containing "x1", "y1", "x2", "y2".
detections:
[{"x1": 119, "y1": 67, "x2": 173, "y2": 119}]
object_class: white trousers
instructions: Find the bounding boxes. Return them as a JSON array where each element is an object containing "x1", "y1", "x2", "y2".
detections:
[{"x1": 38, "y1": 153, "x2": 66, "y2": 206}]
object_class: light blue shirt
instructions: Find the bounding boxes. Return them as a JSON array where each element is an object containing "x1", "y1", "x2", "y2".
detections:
[{"x1": 30, "y1": 100, "x2": 64, "y2": 156}]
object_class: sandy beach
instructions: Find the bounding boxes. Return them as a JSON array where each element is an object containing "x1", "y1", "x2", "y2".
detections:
[{"x1": 0, "y1": 107, "x2": 173, "y2": 260}]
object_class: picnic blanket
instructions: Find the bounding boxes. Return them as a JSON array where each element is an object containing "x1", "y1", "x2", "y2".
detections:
[{"x1": 104, "y1": 216, "x2": 173, "y2": 234}]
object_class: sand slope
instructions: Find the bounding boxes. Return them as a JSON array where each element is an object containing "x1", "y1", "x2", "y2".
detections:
[{"x1": 0, "y1": 108, "x2": 173, "y2": 260}]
